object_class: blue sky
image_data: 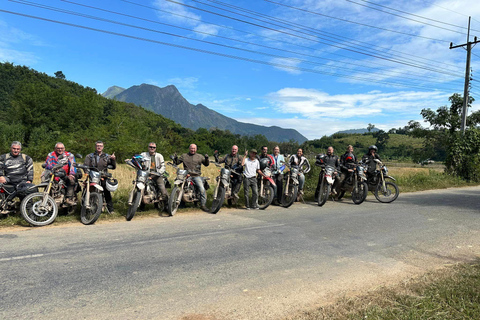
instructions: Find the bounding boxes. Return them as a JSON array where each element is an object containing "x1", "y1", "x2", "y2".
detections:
[{"x1": 1, "y1": 0, "x2": 480, "y2": 139}]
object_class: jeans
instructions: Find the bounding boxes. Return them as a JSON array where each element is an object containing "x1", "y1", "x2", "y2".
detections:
[
  {"x1": 273, "y1": 173, "x2": 283, "y2": 201},
  {"x1": 231, "y1": 176, "x2": 242, "y2": 196},
  {"x1": 100, "y1": 179, "x2": 113, "y2": 211},
  {"x1": 243, "y1": 176, "x2": 258, "y2": 208},
  {"x1": 298, "y1": 173, "x2": 305, "y2": 190},
  {"x1": 151, "y1": 174, "x2": 168, "y2": 198},
  {"x1": 192, "y1": 176, "x2": 207, "y2": 206}
]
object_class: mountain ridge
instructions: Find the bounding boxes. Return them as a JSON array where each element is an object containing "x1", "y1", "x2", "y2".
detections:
[{"x1": 104, "y1": 83, "x2": 307, "y2": 143}]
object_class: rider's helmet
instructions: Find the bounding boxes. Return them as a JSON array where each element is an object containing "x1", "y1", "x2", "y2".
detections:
[
  {"x1": 315, "y1": 154, "x2": 326, "y2": 166},
  {"x1": 368, "y1": 145, "x2": 378, "y2": 152},
  {"x1": 131, "y1": 155, "x2": 145, "y2": 170},
  {"x1": 345, "y1": 153, "x2": 355, "y2": 163},
  {"x1": 105, "y1": 178, "x2": 119, "y2": 192},
  {"x1": 259, "y1": 158, "x2": 270, "y2": 170}
]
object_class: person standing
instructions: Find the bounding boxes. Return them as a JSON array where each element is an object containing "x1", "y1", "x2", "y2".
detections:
[
  {"x1": 241, "y1": 149, "x2": 264, "y2": 210},
  {"x1": 45, "y1": 142, "x2": 77, "y2": 205},
  {"x1": 271, "y1": 146, "x2": 285, "y2": 204},
  {"x1": 173, "y1": 144, "x2": 210, "y2": 211},
  {"x1": 339, "y1": 145, "x2": 357, "y2": 188},
  {"x1": 315, "y1": 146, "x2": 340, "y2": 200},
  {"x1": 140, "y1": 142, "x2": 168, "y2": 202},
  {"x1": 84, "y1": 141, "x2": 116, "y2": 213},
  {"x1": 289, "y1": 148, "x2": 310, "y2": 195},
  {"x1": 214, "y1": 145, "x2": 243, "y2": 201}
]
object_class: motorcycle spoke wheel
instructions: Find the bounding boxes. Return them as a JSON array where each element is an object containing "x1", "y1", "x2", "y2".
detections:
[
  {"x1": 210, "y1": 186, "x2": 226, "y2": 214},
  {"x1": 168, "y1": 187, "x2": 182, "y2": 216},
  {"x1": 375, "y1": 181, "x2": 399, "y2": 203},
  {"x1": 20, "y1": 192, "x2": 58, "y2": 227},
  {"x1": 258, "y1": 186, "x2": 274, "y2": 210},
  {"x1": 281, "y1": 184, "x2": 298, "y2": 208},
  {"x1": 81, "y1": 192, "x2": 103, "y2": 225},
  {"x1": 126, "y1": 190, "x2": 141, "y2": 221},
  {"x1": 352, "y1": 182, "x2": 368, "y2": 205},
  {"x1": 317, "y1": 179, "x2": 330, "y2": 207}
]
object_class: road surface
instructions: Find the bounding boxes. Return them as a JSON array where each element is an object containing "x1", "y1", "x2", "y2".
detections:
[{"x1": 1, "y1": 186, "x2": 480, "y2": 320}]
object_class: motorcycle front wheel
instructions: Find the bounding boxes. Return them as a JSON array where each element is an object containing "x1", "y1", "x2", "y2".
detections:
[
  {"x1": 258, "y1": 185, "x2": 274, "y2": 210},
  {"x1": 352, "y1": 182, "x2": 368, "y2": 205},
  {"x1": 374, "y1": 181, "x2": 399, "y2": 203},
  {"x1": 168, "y1": 187, "x2": 182, "y2": 216},
  {"x1": 20, "y1": 192, "x2": 58, "y2": 227},
  {"x1": 81, "y1": 192, "x2": 103, "y2": 225},
  {"x1": 126, "y1": 190, "x2": 141, "y2": 221},
  {"x1": 281, "y1": 183, "x2": 298, "y2": 208},
  {"x1": 317, "y1": 178, "x2": 330, "y2": 207},
  {"x1": 211, "y1": 185, "x2": 226, "y2": 214}
]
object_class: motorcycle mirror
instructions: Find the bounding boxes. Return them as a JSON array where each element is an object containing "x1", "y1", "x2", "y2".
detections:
[
  {"x1": 169, "y1": 155, "x2": 175, "y2": 160},
  {"x1": 76, "y1": 153, "x2": 83, "y2": 159},
  {"x1": 107, "y1": 165, "x2": 114, "y2": 170},
  {"x1": 41, "y1": 163, "x2": 46, "y2": 169}
]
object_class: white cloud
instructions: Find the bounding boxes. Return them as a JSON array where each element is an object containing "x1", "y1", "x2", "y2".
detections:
[
  {"x1": 168, "y1": 76, "x2": 199, "y2": 89},
  {"x1": 0, "y1": 20, "x2": 41, "y2": 65},
  {"x1": 193, "y1": 23, "x2": 221, "y2": 38}
]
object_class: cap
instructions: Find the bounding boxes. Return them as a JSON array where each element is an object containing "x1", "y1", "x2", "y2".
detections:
[{"x1": 250, "y1": 149, "x2": 258, "y2": 154}]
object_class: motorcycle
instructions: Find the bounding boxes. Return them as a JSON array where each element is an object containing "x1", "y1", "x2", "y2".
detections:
[
  {"x1": 280, "y1": 161, "x2": 299, "y2": 208},
  {"x1": 257, "y1": 165, "x2": 276, "y2": 210},
  {"x1": 74, "y1": 163, "x2": 113, "y2": 225},
  {"x1": 365, "y1": 159, "x2": 399, "y2": 203},
  {"x1": 125, "y1": 155, "x2": 171, "y2": 221},
  {"x1": 315, "y1": 163, "x2": 337, "y2": 207},
  {"x1": 210, "y1": 162, "x2": 242, "y2": 214},
  {"x1": 167, "y1": 162, "x2": 210, "y2": 216},
  {"x1": 336, "y1": 163, "x2": 368, "y2": 205},
  {"x1": 37, "y1": 155, "x2": 82, "y2": 215}
]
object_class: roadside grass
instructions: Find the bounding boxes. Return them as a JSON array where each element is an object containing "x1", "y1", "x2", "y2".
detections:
[
  {"x1": 286, "y1": 261, "x2": 480, "y2": 320},
  {"x1": 0, "y1": 161, "x2": 478, "y2": 227}
]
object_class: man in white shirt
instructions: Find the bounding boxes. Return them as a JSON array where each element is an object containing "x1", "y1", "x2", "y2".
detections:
[{"x1": 241, "y1": 149, "x2": 264, "y2": 210}]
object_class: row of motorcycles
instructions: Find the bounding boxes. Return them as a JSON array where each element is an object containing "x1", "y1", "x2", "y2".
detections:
[
  {"x1": 0, "y1": 154, "x2": 116, "y2": 226},
  {"x1": 315, "y1": 156, "x2": 399, "y2": 206}
]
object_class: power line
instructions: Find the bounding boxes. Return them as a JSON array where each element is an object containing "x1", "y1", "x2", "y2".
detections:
[
  {"x1": 0, "y1": 8, "x2": 461, "y2": 92},
  {"x1": 158, "y1": 0, "x2": 463, "y2": 77},
  {"x1": 203, "y1": 0, "x2": 462, "y2": 72},
  {"x1": 262, "y1": 0, "x2": 453, "y2": 42},
  {"x1": 14, "y1": 0, "x2": 458, "y2": 85},
  {"x1": 346, "y1": 0, "x2": 480, "y2": 33},
  {"x1": 60, "y1": 0, "x2": 458, "y2": 84}
]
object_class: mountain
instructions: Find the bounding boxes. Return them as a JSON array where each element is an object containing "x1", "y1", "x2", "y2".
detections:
[
  {"x1": 334, "y1": 127, "x2": 380, "y2": 135},
  {"x1": 102, "y1": 85, "x2": 125, "y2": 99},
  {"x1": 106, "y1": 83, "x2": 307, "y2": 143}
]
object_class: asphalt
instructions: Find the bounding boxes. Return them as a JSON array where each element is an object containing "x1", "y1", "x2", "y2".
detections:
[{"x1": 1, "y1": 186, "x2": 480, "y2": 320}]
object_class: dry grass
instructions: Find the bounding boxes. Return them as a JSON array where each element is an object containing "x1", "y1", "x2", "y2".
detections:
[{"x1": 285, "y1": 261, "x2": 480, "y2": 320}]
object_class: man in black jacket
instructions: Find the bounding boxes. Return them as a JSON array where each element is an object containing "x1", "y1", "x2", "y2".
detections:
[
  {"x1": 315, "y1": 146, "x2": 339, "y2": 200},
  {"x1": 362, "y1": 145, "x2": 381, "y2": 182},
  {"x1": 214, "y1": 145, "x2": 243, "y2": 201},
  {"x1": 0, "y1": 141, "x2": 34, "y2": 202},
  {"x1": 339, "y1": 145, "x2": 357, "y2": 188},
  {"x1": 84, "y1": 141, "x2": 116, "y2": 213}
]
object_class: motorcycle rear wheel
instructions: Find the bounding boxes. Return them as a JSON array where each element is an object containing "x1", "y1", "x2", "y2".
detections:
[
  {"x1": 168, "y1": 187, "x2": 182, "y2": 216},
  {"x1": 317, "y1": 178, "x2": 330, "y2": 207},
  {"x1": 281, "y1": 183, "x2": 298, "y2": 208},
  {"x1": 352, "y1": 182, "x2": 368, "y2": 205},
  {"x1": 258, "y1": 185, "x2": 274, "y2": 210},
  {"x1": 81, "y1": 192, "x2": 103, "y2": 225},
  {"x1": 126, "y1": 190, "x2": 141, "y2": 221},
  {"x1": 374, "y1": 181, "x2": 399, "y2": 203},
  {"x1": 211, "y1": 185, "x2": 226, "y2": 214},
  {"x1": 20, "y1": 192, "x2": 58, "y2": 227}
]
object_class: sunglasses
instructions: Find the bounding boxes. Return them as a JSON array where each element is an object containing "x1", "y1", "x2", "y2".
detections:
[{"x1": 149, "y1": 146, "x2": 156, "y2": 149}]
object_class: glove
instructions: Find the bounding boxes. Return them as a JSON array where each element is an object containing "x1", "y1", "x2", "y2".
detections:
[{"x1": 204, "y1": 154, "x2": 209, "y2": 159}]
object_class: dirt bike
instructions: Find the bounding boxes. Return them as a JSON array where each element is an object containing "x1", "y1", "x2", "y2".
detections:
[
  {"x1": 316, "y1": 164, "x2": 337, "y2": 207},
  {"x1": 280, "y1": 161, "x2": 299, "y2": 208},
  {"x1": 336, "y1": 163, "x2": 368, "y2": 205},
  {"x1": 167, "y1": 162, "x2": 209, "y2": 216},
  {"x1": 365, "y1": 159, "x2": 399, "y2": 203},
  {"x1": 210, "y1": 162, "x2": 242, "y2": 214},
  {"x1": 125, "y1": 156, "x2": 170, "y2": 221},
  {"x1": 37, "y1": 155, "x2": 82, "y2": 215},
  {"x1": 257, "y1": 165, "x2": 276, "y2": 210},
  {"x1": 74, "y1": 163, "x2": 112, "y2": 225}
]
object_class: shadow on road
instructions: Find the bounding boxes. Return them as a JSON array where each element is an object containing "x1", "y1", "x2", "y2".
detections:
[{"x1": 396, "y1": 189, "x2": 480, "y2": 212}]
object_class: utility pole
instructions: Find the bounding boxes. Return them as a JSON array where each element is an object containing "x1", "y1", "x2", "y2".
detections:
[{"x1": 450, "y1": 17, "x2": 479, "y2": 133}]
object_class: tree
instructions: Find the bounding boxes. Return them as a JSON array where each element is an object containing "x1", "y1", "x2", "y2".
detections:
[
  {"x1": 367, "y1": 123, "x2": 375, "y2": 133},
  {"x1": 373, "y1": 130, "x2": 389, "y2": 151},
  {"x1": 54, "y1": 71, "x2": 65, "y2": 79}
]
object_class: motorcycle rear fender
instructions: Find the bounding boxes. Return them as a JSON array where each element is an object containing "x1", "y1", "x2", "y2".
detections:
[{"x1": 384, "y1": 175, "x2": 396, "y2": 181}]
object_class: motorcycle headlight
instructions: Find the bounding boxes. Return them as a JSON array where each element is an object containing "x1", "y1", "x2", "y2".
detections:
[
  {"x1": 326, "y1": 167, "x2": 334, "y2": 175},
  {"x1": 137, "y1": 170, "x2": 148, "y2": 183},
  {"x1": 221, "y1": 168, "x2": 231, "y2": 180},
  {"x1": 177, "y1": 169, "x2": 188, "y2": 180},
  {"x1": 90, "y1": 170, "x2": 101, "y2": 183},
  {"x1": 383, "y1": 166, "x2": 388, "y2": 174}
]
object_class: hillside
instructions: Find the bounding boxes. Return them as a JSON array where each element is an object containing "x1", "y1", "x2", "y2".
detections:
[
  {"x1": 102, "y1": 85, "x2": 125, "y2": 99},
  {"x1": 107, "y1": 83, "x2": 308, "y2": 143},
  {"x1": 335, "y1": 127, "x2": 380, "y2": 134},
  {"x1": 0, "y1": 63, "x2": 275, "y2": 160}
]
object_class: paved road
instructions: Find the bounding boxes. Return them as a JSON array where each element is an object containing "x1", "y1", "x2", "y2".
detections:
[{"x1": 1, "y1": 187, "x2": 480, "y2": 320}]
